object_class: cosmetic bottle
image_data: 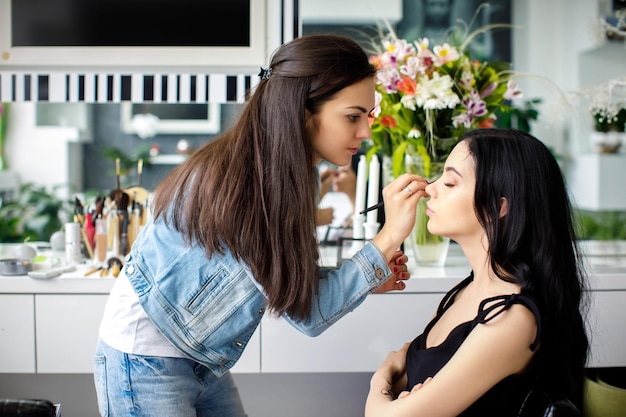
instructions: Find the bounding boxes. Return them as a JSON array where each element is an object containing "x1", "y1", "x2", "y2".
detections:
[{"x1": 65, "y1": 222, "x2": 82, "y2": 266}]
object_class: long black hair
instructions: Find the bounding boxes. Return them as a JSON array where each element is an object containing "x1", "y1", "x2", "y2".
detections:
[{"x1": 463, "y1": 128, "x2": 589, "y2": 406}]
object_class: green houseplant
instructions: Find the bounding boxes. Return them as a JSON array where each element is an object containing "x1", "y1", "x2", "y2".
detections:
[{"x1": 0, "y1": 183, "x2": 70, "y2": 243}]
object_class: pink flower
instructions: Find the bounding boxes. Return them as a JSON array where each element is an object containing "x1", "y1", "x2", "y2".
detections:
[
  {"x1": 504, "y1": 80, "x2": 523, "y2": 100},
  {"x1": 369, "y1": 31, "x2": 521, "y2": 169}
]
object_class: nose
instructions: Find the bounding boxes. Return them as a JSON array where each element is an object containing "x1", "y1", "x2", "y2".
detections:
[
  {"x1": 359, "y1": 120, "x2": 372, "y2": 140},
  {"x1": 424, "y1": 180, "x2": 435, "y2": 198}
]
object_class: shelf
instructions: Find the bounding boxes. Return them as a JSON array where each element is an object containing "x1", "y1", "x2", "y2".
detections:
[
  {"x1": 149, "y1": 154, "x2": 187, "y2": 165},
  {"x1": 567, "y1": 153, "x2": 626, "y2": 210}
]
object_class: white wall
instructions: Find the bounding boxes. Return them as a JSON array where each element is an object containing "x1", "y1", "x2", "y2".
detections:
[
  {"x1": 512, "y1": 0, "x2": 603, "y2": 158},
  {"x1": 4, "y1": 102, "x2": 82, "y2": 199}
]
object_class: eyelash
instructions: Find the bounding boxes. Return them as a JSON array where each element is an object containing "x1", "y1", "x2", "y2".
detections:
[{"x1": 348, "y1": 115, "x2": 360, "y2": 122}]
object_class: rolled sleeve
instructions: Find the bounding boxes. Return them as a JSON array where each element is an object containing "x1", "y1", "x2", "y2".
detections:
[{"x1": 283, "y1": 241, "x2": 392, "y2": 336}]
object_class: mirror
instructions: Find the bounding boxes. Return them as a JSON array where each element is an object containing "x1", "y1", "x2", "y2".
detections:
[
  {"x1": 120, "y1": 103, "x2": 221, "y2": 136},
  {"x1": 27, "y1": 102, "x2": 243, "y2": 196}
]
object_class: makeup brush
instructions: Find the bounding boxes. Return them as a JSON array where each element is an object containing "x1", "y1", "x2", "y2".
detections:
[
  {"x1": 359, "y1": 180, "x2": 431, "y2": 215},
  {"x1": 359, "y1": 202, "x2": 384, "y2": 215}
]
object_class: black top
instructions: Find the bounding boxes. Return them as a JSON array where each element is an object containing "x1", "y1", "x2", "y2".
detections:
[{"x1": 405, "y1": 275, "x2": 541, "y2": 416}]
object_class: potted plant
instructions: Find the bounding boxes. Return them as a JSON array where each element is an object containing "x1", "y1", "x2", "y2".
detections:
[
  {"x1": 0, "y1": 182, "x2": 71, "y2": 243},
  {"x1": 590, "y1": 107, "x2": 626, "y2": 153},
  {"x1": 587, "y1": 77, "x2": 626, "y2": 153}
]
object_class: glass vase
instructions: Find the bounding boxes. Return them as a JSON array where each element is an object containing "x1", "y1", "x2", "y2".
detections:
[
  {"x1": 404, "y1": 153, "x2": 450, "y2": 267},
  {"x1": 381, "y1": 154, "x2": 395, "y2": 188}
]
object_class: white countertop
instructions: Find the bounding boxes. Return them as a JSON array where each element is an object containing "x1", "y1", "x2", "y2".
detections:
[
  {"x1": 1, "y1": 242, "x2": 625, "y2": 294},
  {"x1": 319, "y1": 242, "x2": 626, "y2": 292}
]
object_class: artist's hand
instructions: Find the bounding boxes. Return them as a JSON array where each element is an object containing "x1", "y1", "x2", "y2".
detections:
[
  {"x1": 372, "y1": 174, "x2": 428, "y2": 261},
  {"x1": 374, "y1": 250, "x2": 409, "y2": 293}
]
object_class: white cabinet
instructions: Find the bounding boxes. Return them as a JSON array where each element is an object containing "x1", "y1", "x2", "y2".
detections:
[
  {"x1": 0, "y1": 294, "x2": 35, "y2": 373},
  {"x1": 261, "y1": 293, "x2": 443, "y2": 373},
  {"x1": 1, "y1": 253, "x2": 626, "y2": 375},
  {"x1": 586, "y1": 290, "x2": 626, "y2": 367},
  {"x1": 35, "y1": 294, "x2": 108, "y2": 373}
]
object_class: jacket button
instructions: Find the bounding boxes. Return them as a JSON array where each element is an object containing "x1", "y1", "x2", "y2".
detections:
[
  {"x1": 126, "y1": 265, "x2": 135, "y2": 274},
  {"x1": 234, "y1": 340, "x2": 244, "y2": 348},
  {"x1": 375, "y1": 267, "x2": 385, "y2": 279}
]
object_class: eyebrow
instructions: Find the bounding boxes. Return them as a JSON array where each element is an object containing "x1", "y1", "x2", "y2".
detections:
[
  {"x1": 445, "y1": 166, "x2": 463, "y2": 177},
  {"x1": 347, "y1": 105, "x2": 370, "y2": 114}
]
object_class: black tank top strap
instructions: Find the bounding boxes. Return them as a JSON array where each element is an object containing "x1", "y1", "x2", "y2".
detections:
[
  {"x1": 437, "y1": 273, "x2": 474, "y2": 315},
  {"x1": 473, "y1": 293, "x2": 542, "y2": 351}
]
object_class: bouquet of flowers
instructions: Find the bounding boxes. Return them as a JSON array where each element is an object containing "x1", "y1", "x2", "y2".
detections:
[{"x1": 368, "y1": 31, "x2": 522, "y2": 177}]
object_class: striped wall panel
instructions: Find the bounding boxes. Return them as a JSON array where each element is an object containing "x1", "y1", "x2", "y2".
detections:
[
  {"x1": 0, "y1": 0, "x2": 296, "y2": 104},
  {"x1": 0, "y1": 72, "x2": 259, "y2": 104}
]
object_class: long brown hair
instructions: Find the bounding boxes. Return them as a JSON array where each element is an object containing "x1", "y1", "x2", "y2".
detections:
[{"x1": 151, "y1": 34, "x2": 376, "y2": 320}]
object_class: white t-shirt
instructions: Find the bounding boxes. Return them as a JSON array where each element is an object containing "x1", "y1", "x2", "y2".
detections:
[{"x1": 99, "y1": 271, "x2": 187, "y2": 358}]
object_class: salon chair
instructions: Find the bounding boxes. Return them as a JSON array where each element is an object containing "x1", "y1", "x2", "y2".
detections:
[
  {"x1": 518, "y1": 388, "x2": 580, "y2": 417},
  {"x1": 0, "y1": 399, "x2": 59, "y2": 417}
]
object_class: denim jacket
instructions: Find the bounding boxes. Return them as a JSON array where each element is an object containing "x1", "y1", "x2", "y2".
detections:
[{"x1": 123, "y1": 217, "x2": 392, "y2": 377}]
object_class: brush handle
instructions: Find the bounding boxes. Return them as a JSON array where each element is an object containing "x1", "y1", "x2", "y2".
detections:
[
  {"x1": 359, "y1": 201, "x2": 384, "y2": 215},
  {"x1": 115, "y1": 158, "x2": 121, "y2": 190},
  {"x1": 138, "y1": 159, "x2": 143, "y2": 186}
]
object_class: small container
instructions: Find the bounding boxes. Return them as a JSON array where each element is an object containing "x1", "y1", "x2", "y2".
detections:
[
  {"x1": 0, "y1": 258, "x2": 32, "y2": 276},
  {"x1": 65, "y1": 222, "x2": 82, "y2": 265}
]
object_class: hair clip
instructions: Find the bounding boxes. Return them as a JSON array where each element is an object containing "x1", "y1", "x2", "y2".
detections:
[{"x1": 258, "y1": 66, "x2": 272, "y2": 80}]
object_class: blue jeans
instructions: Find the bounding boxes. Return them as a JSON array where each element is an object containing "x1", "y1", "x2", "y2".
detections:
[{"x1": 94, "y1": 339, "x2": 248, "y2": 417}]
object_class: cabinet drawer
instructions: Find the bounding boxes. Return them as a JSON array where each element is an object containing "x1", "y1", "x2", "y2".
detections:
[
  {"x1": 261, "y1": 293, "x2": 443, "y2": 373},
  {"x1": 35, "y1": 294, "x2": 108, "y2": 373},
  {"x1": 0, "y1": 294, "x2": 35, "y2": 373}
]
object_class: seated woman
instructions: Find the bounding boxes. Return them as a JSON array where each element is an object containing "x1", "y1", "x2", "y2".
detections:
[{"x1": 365, "y1": 128, "x2": 589, "y2": 416}]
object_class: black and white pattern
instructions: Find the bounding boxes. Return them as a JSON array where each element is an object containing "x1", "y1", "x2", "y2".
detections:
[
  {"x1": 0, "y1": 0, "x2": 298, "y2": 104},
  {"x1": 0, "y1": 72, "x2": 258, "y2": 104}
]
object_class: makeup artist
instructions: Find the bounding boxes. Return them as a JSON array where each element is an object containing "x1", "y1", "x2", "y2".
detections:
[{"x1": 93, "y1": 34, "x2": 427, "y2": 417}]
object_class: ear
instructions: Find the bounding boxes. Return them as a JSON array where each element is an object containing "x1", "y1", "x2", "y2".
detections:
[
  {"x1": 305, "y1": 109, "x2": 318, "y2": 135},
  {"x1": 499, "y1": 197, "x2": 508, "y2": 218}
]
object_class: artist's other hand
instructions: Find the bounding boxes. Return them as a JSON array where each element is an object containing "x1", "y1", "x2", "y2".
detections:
[{"x1": 374, "y1": 250, "x2": 409, "y2": 293}]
